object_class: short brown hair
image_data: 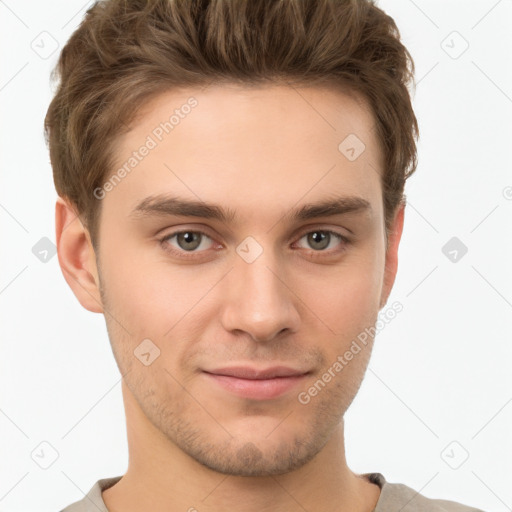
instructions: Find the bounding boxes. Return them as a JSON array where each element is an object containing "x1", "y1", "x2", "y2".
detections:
[{"x1": 44, "y1": 0, "x2": 419, "y2": 249}]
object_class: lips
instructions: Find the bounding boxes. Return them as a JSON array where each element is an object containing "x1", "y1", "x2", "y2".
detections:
[
  {"x1": 202, "y1": 365, "x2": 310, "y2": 400},
  {"x1": 204, "y1": 365, "x2": 308, "y2": 380}
]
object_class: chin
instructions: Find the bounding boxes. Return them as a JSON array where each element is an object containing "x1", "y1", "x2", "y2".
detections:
[{"x1": 190, "y1": 439, "x2": 320, "y2": 477}]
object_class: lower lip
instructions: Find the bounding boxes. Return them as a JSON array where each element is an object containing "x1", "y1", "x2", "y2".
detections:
[{"x1": 203, "y1": 372, "x2": 308, "y2": 400}]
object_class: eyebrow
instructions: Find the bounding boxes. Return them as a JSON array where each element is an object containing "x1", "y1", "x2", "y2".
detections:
[{"x1": 129, "y1": 194, "x2": 372, "y2": 225}]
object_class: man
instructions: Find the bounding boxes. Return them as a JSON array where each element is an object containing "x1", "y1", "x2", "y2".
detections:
[{"x1": 45, "y1": 0, "x2": 484, "y2": 510}]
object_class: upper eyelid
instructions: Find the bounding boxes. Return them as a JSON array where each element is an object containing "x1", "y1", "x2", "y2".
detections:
[{"x1": 161, "y1": 226, "x2": 349, "y2": 249}]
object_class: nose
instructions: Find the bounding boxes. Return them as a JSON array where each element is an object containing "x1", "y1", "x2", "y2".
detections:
[{"x1": 220, "y1": 249, "x2": 301, "y2": 343}]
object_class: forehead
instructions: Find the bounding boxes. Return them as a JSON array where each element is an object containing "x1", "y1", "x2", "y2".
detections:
[
  {"x1": 129, "y1": 82, "x2": 378, "y2": 149},
  {"x1": 104, "y1": 83, "x2": 383, "y2": 225}
]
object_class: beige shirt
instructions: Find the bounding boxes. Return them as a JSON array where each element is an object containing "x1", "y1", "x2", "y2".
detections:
[{"x1": 60, "y1": 473, "x2": 485, "y2": 511}]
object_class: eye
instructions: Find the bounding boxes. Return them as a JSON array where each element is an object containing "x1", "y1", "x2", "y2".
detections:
[
  {"x1": 159, "y1": 229, "x2": 215, "y2": 258},
  {"x1": 294, "y1": 229, "x2": 349, "y2": 255},
  {"x1": 159, "y1": 227, "x2": 350, "y2": 260}
]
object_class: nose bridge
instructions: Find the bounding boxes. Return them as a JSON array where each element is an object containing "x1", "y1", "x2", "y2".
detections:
[{"x1": 220, "y1": 238, "x2": 300, "y2": 342}]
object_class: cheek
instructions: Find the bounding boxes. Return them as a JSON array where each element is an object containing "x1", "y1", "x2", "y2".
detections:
[
  {"x1": 303, "y1": 259, "x2": 383, "y2": 337},
  {"x1": 99, "y1": 239, "x2": 210, "y2": 336}
]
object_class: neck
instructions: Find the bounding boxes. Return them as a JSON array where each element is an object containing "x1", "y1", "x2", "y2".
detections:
[{"x1": 102, "y1": 382, "x2": 381, "y2": 512}]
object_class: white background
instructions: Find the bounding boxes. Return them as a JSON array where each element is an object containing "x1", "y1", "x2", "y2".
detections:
[{"x1": 1, "y1": 0, "x2": 511, "y2": 510}]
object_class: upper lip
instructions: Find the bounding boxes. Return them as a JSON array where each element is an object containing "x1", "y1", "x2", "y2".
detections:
[{"x1": 204, "y1": 365, "x2": 309, "y2": 380}]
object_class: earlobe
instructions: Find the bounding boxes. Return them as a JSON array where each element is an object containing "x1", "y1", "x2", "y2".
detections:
[
  {"x1": 379, "y1": 202, "x2": 405, "y2": 309},
  {"x1": 55, "y1": 197, "x2": 104, "y2": 314}
]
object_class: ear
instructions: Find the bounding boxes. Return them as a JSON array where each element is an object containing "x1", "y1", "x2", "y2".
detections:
[
  {"x1": 379, "y1": 201, "x2": 405, "y2": 309},
  {"x1": 55, "y1": 197, "x2": 103, "y2": 313}
]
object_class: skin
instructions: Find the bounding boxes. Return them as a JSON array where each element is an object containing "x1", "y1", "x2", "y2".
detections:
[{"x1": 56, "y1": 83, "x2": 404, "y2": 512}]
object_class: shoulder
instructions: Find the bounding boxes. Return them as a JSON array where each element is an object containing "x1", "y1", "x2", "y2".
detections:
[
  {"x1": 379, "y1": 482, "x2": 486, "y2": 512},
  {"x1": 59, "y1": 476, "x2": 122, "y2": 512},
  {"x1": 366, "y1": 473, "x2": 486, "y2": 512}
]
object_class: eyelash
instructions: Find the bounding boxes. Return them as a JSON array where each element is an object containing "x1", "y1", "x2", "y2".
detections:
[{"x1": 158, "y1": 228, "x2": 351, "y2": 261}]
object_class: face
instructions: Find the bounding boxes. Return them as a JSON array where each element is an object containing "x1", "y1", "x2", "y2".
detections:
[{"x1": 68, "y1": 83, "x2": 403, "y2": 477}]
